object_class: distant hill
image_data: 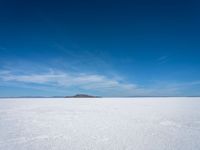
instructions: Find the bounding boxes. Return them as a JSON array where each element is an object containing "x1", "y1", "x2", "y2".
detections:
[
  {"x1": 0, "y1": 94, "x2": 100, "y2": 98},
  {"x1": 65, "y1": 94, "x2": 99, "y2": 98}
]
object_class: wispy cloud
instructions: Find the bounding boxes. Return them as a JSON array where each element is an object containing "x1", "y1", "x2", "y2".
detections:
[
  {"x1": 157, "y1": 56, "x2": 168, "y2": 64},
  {"x1": 0, "y1": 70, "x2": 138, "y2": 96},
  {"x1": 54, "y1": 43, "x2": 114, "y2": 74},
  {"x1": 1, "y1": 69, "x2": 200, "y2": 96}
]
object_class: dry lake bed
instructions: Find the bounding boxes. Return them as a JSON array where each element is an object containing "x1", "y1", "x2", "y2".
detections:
[{"x1": 0, "y1": 97, "x2": 200, "y2": 150}]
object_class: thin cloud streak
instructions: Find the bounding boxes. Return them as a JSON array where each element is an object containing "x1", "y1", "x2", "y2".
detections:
[
  {"x1": 1, "y1": 70, "x2": 200, "y2": 96},
  {"x1": 157, "y1": 56, "x2": 169, "y2": 64},
  {"x1": 0, "y1": 70, "x2": 138, "y2": 94}
]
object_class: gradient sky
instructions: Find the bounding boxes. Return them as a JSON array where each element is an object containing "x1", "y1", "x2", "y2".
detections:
[{"x1": 0, "y1": 0, "x2": 200, "y2": 97}]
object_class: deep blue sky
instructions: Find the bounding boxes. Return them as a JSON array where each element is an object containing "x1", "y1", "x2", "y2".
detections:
[{"x1": 0, "y1": 0, "x2": 200, "y2": 96}]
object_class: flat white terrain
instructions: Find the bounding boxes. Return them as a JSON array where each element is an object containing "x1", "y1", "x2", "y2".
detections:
[{"x1": 0, "y1": 98, "x2": 200, "y2": 150}]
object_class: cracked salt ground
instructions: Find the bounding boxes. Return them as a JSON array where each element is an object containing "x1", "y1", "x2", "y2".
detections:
[{"x1": 0, "y1": 97, "x2": 200, "y2": 150}]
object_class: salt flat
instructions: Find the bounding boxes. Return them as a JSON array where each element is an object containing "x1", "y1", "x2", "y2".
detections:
[{"x1": 0, "y1": 97, "x2": 200, "y2": 150}]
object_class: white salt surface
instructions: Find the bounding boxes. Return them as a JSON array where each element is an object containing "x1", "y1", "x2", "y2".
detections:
[{"x1": 0, "y1": 97, "x2": 200, "y2": 150}]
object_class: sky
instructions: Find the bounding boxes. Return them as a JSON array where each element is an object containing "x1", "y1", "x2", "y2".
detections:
[{"x1": 0, "y1": 0, "x2": 200, "y2": 97}]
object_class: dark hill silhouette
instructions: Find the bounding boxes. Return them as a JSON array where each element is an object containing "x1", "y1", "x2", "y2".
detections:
[{"x1": 65, "y1": 94, "x2": 99, "y2": 98}]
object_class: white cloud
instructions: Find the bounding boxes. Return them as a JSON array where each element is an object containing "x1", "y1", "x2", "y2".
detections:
[
  {"x1": 0, "y1": 70, "x2": 139, "y2": 95},
  {"x1": 1, "y1": 70, "x2": 200, "y2": 96}
]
